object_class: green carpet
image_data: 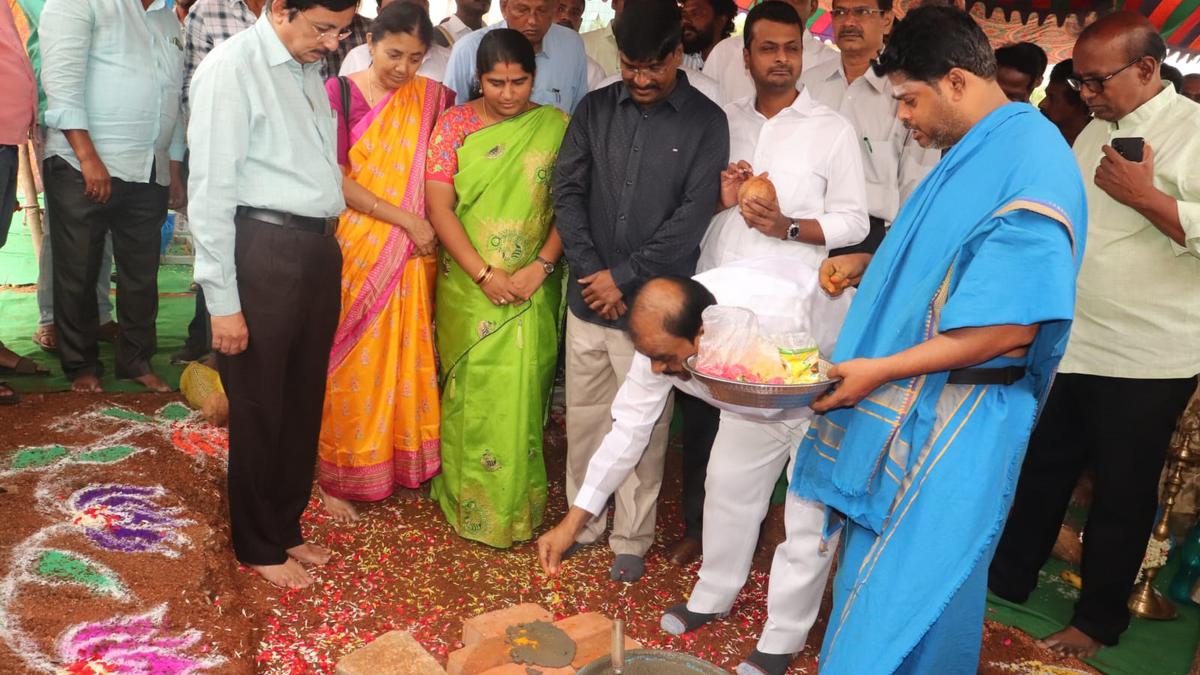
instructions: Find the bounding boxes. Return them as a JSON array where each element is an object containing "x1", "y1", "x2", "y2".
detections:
[
  {"x1": 2, "y1": 209, "x2": 199, "y2": 392},
  {"x1": 986, "y1": 557, "x2": 1199, "y2": 675},
  {"x1": 1, "y1": 206, "x2": 41, "y2": 286}
]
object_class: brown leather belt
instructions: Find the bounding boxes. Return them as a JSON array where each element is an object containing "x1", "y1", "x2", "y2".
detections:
[
  {"x1": 236, "y1": 206, "x2": 337, "y2": 236},
  {"x1": 947, "y1": 366, "x2": 1026, "y2": 385}
]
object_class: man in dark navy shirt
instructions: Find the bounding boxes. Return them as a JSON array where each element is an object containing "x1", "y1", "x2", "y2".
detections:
[{"x1": 553, "y1": 0, "x2": 728, "y2": 583}]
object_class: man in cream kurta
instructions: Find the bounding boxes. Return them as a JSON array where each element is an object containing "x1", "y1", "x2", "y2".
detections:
[{"x1": 990, "y1": 13, "x2": 1200, "y2": 657}]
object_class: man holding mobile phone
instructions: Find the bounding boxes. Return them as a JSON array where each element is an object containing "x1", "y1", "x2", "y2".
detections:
[{"x1": 989, "y1": 12, "x2": 1200, "y2": 659}]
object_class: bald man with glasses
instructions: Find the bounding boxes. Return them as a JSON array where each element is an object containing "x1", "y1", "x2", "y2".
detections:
[{"x1": 990, "y1": 12, "x2": 1200, "y2": 659}]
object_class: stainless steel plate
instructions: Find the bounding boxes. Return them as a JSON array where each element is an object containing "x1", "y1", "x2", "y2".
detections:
[{"x1": 683, "y1": 355, "x2": 840, "y2": 410}]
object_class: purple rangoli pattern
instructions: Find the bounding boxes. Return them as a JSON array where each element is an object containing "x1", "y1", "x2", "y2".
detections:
[{"x1": 68, "y1": 485, "x2": 191, "y2": 557}]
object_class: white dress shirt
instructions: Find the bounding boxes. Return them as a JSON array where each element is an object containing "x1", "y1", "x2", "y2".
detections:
[
  {"x1": 703, "y1": 30, "x2": 838, "y2": 106},
  {"x1": 338, "y1": 41, "x2": 452, "y2": 81},
  {"x1": 572, "y1": 257, "x2": 853, "y2": 515},
  {"x1": 437, "y1": 14, "x2": 482, "y2": 44},
  {"x1": 698, "y1": 88, "x2": 869, "y2": 273},
  {"x1": 801, "y1": 58, "x2": 939, "y2": 223},
  {"x1": 591, "y1": 66, "x2": 720, "y2": 104},
  {"x1": 586, "y1": 55, "x2": 606, "y2": 90},
  {"x1": 682, "y1": 51, "x2": 705, "y2": 71},
  {"x1": 581, "y1": 22, "x2": 618, "y2": 76}
]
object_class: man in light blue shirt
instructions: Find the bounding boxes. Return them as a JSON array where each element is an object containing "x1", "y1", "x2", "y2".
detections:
[
  {"x1": 443, "y1": 0, "x2": 590, "y2": 112},
  {"x1": 40, "y1": 0, "x2": 187, "y2": 393},
  {"x1": 187, "y1": 0, "x2": 355, "y2": 591}
]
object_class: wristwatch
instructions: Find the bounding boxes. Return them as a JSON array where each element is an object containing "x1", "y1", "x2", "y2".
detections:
[
  {"x1": 785, "y1": 219, "x2": 801, "y2": 242},
  {"x1": 536, "y1": 256, "x2": 555, "y2": 275}
]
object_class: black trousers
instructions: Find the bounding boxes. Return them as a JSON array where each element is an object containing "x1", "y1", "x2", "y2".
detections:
[
  {"x1": 829, "y1": 215, "x2": 887, "y2": 257},
  {"x1": 186, "y1": 286, "x2": 211, "y2": 352},
  {"x1": 44, "y1": 156, "x2": 166, "y2": 380},
  {"x1": 218, "y1": 215, "x2": 341, "y2": 566},
  {"x1": 678, "y1": 391, "x2": 721, "y2": 540},
  {"x1": 989, "y1": 373, "x2": 1198, "y2": 645}
]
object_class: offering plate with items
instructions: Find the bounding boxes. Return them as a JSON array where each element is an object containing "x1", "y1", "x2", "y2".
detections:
[{"x1": 683, "y1": 355, "x2": 840, "y2": 410}]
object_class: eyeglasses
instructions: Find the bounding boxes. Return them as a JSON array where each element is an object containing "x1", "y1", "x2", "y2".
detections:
[
  {"x1": 299, "y1": 11, "x2": 353, "y2": 42},
  {"x1": 619, "y1": 61, "x2": 671, "y2": 78},
  {"x1": 829, "y1": 7, "x2": 888, "y2": 18},
  {"x1": 1067, "y1": 58, "x2": 1139, "y2": 94}
]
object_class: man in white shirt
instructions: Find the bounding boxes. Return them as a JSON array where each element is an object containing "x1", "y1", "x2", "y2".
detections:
[
  {"x1": 580, "y1": 0, "x2": 623, "y2": 76},
  {"x1": 434, "y1": 0, "x2": 489, "y2": 46},
  {"x1": 675, "y1": 0, "x2": 866, "y2": 576},
  {"x1": 698, "y1": 2, "x2": 868, "y2": 274},
  {"x1": 537, "y1": 256, "x2": 850, "y2": 670},
  {"x1": 800, "y1": 0, "x2": 938, "y2": 252},
  {"x1": 704, "y1": 0, "x2": 837, "y2": 104},
  {"x1": 338, "y1": 0, "x2": 451, "y2": 80}
]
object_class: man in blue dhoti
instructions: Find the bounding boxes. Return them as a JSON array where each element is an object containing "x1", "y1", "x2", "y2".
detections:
[{"x1": 787, "y1": 7, "x2": 1088, "y2": 674}]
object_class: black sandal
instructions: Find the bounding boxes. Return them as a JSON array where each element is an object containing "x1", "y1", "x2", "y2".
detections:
[{"x1": 0, "y1": 382, "x2": 19, "y2": 406}]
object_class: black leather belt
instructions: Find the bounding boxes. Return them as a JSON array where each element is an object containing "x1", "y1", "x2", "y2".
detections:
[
  {"x1": 235, "y1": 206, "x2": 337, "y2": 236},
  {"x1": 947, "y1": 366, "x2": 1026, "y2": 385}
]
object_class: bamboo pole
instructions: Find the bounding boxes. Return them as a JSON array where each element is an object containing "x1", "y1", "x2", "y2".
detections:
[{"x1": 17, "y1": 139, "x2": 43, "y2": 263}]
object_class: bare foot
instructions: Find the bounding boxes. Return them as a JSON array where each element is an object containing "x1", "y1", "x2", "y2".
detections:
[
  {"x1": 1037, "y1": 626, "x2": 1103, "y2": 659},
  {"x1": 249, "y1": 558, "x2": 313, "y2": 589},
  {"x1": 131, "y1": 371, "x2": 171, "y2": 392},
  {"x1": 71, "y1": 374, "x2": 104, "y2": 393},
  {"x1": 287, "y1": 542, "x2": 332, "y2": 566},
  {"x1": 318, "y1": 486, "x2": 360, "y2": 523}
]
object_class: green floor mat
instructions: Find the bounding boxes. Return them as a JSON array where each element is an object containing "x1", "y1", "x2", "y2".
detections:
[
  {"x1": 986, "y1": 557, "x2": 1199, "y2": 675},
  {"x1": 0, "y1": 287, "x2": 194, "y2": 393},
  {"x1": 1, "y1": 209, "x2": 41, "y2": 286}
]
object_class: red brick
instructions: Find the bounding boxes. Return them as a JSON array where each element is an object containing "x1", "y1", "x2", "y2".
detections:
[
  {"x1": 552, "y1": 613, "x2": 612, "y2": 643},
  {"x1": 334, "y1": 631, "x2": 446, "y2": 675},
  {"x1": 445, "y1": 637, "x2": 513, "y2": 675},
  {"x1": 462, "y1": 603, "x2": 553, "y2": 647}
]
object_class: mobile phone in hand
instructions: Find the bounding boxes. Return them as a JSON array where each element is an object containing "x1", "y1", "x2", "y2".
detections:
[{"x1": 1112, "y1": 137, "x2": 1145, "y2": 162}]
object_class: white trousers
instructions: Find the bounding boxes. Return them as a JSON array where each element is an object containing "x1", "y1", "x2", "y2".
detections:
[{"x1": 685, "y1": 414, "x2": 838, "y2": 655}]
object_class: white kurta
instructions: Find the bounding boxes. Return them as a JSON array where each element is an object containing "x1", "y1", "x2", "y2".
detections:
[{"x1": 573, "y1": 256, "x2": 851, "y2": 653}]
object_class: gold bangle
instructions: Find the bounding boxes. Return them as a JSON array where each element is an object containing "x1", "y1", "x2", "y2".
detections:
[
  {"x1": 366, "y1": 198, "x2": 379, "y2": 216},
  {"x1": 480, "y1": 268, "x2": 495, "y2": 286},
  {"x1": 474, "y1": 264, "x2": 492, "y2": 285}
]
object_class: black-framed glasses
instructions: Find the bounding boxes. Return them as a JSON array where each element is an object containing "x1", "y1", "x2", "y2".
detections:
[
  {"x1": 299, "y1": 11, "x2": 353, "y2": 42},
  {"x1": 619, "y1": 60, "x2": 671, "y2": 78},
  {"x1": 829, "y1": 7, "x2": 888, "y2": 18},
  {"x1": 1067, "y1": 58, "x2": 1140, "y2": 94}
]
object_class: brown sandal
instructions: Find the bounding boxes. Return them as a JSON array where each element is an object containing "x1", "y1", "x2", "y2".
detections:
[
  {"x1": 32, "y1": 324, "x2": 58, "y2": 353},
  {"x1": 0, "y1": 355, "x2": 50, "y2": 377},
  {"x1": 0, "y1": 382, "x2": 19, "y2": 405}
]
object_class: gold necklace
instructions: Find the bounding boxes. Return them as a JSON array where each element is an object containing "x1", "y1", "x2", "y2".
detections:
[{"x1": 365, "y1": 68, "x2": 379, "y2": 108}]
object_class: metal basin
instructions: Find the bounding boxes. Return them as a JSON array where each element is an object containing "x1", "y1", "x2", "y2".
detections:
[
  {"x1": 576, "y1": 648, "x2": 726, "y2": 674},
  {"x1": 683, "y1": 355, "x2": 839, "y2": 410}
]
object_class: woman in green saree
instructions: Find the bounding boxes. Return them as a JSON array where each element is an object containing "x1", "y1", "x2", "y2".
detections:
[{"x1": 425, "y1": 29, "x2": 568, "y2": 548}]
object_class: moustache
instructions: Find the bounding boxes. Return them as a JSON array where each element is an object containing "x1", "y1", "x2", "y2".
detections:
[{"x1": 838, "y1": 29, "x2": 863, "y2": 38}]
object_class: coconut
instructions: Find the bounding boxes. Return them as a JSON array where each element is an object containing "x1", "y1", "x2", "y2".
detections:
[{"x1": 738, "y1": 172, "x2": 776, "y2": 209}]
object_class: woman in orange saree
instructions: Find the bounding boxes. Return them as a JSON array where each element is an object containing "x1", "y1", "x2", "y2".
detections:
[{"x1": 318, "y1": 4, "x2": 455, "y2": 521}]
